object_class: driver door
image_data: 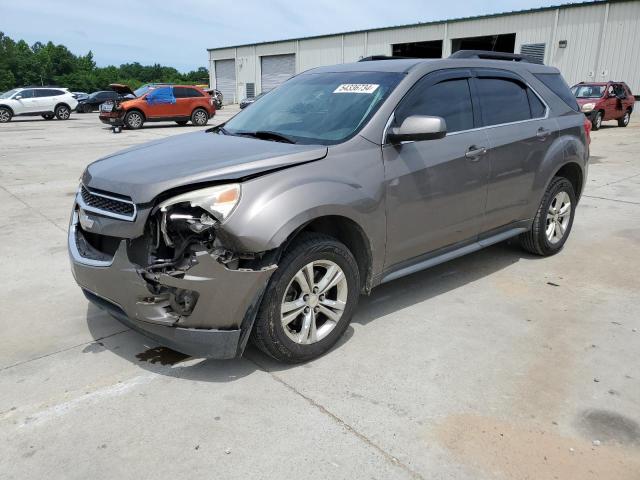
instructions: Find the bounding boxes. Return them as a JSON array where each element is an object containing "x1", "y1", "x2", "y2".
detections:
[
  {"x1": 383, "y1": 70, "x2": 490, "y2": 269},
  {"x1": 14, "y1": 89, "x2": 38, "y2": 113}
]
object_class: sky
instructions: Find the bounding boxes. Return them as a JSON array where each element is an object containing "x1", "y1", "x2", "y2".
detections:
[{"x1": 0, "y1": 0, "x2": 584, "y2": 72}]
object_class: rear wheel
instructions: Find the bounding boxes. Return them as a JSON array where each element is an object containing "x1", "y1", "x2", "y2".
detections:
[
  {"x1": 251, "y1": 233, "x2": 360, "y2": 363},
  {"x1": 55, "y1": 104, "x2": 71, "y2": 120},
  {"x1": 191, "y1": 108, "x2": 208, "y2": 126},
  {"x1": 520, "y1": 177, "x2": 576, "y2": 256},
  {"x1": 618, "y1": 110, "x2": 631, "y2": 127},
  {"x1": 591, "y1": 111, "x2": 603, "y2": 130},
  {"x1": 0, "y1": 107, "x2": 11, "y2": 123},
  {"x1": 124, "y1": 110, "x2": 144, "y2": 129}
]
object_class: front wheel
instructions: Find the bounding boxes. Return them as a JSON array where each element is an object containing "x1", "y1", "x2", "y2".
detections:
[
  {"x1": 251, "y1": 233, "x2": 360, "y2": 363},
  {"x1": 0, "y1": 107, "x2": 11, "y2": 123},
  {"x1": 520, "y1": 177, "x2": 576, "y2": 256},
  {"x1": 124, "y1": 110, "x2": 144, "y2": 129},
  {"x1": 191, "y1": 108, "x2": 209, "y2": 126},
  {"x1": 591, "y1": 111, "x2": 603, "y2": 130},
  {"x1": 618, "y1": 110, "x2": 631, "y2": 127},
  {"x1": 55, "y1": 105, "x2": 71, "y2": 120}
]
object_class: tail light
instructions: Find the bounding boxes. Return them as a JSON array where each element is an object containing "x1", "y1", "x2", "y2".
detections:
[{"x1": 583, "y1": 116, "x2": 592, "y2": 144}]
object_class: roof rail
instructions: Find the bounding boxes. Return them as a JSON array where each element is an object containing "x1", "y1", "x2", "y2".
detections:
[
  {"x1": 449, "y1": 50, "x2": 535, "y2": 63},
  {"x1": 358, "y1": 55, "x2": 412, "y2": 62},
  {"x1": 23, "y1": 85, "x2": 67, "y2": 88}
]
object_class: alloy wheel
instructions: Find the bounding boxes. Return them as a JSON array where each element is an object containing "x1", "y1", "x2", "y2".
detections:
[
  {"x1": 281, "y1": 260, "x2": 348, "y2": 345},
  {"x1": 193, "y1": 110, "x2": 207, "y2": 125},
  {"x1": 58, "y1": 107, "x2": 70, "y2": 119},
  {"x1": 0, "y1": 109, "x2": 10, "y2": 122},
  {"x1": 127, "y1": 112, "x2": 142, "y2": 128},
  {"x1": 595, "y1": 113, "x2": 602, "y2": 129},
  {"x1": 623, "y1": 112, "x2": 630, "y2": 126},
  {"x1": 546, "y1": 191, "x2": 571, "y2": 244}
]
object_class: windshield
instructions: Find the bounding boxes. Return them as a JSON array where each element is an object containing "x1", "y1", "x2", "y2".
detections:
[
  {"x1": 134, "y1": 85, "x2": 156, "y2": 97},
  {"x1": 223, "y1": 71, "x2": 403, "y2": 145},
  {"x1": 572, "y1": 85, "x2": 605, "y2": 98},
  {"x1": 0, "y1": 89, "x2": 19, "y2": 99}
]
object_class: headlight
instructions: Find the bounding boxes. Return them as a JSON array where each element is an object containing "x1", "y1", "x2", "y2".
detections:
[
  {"x1": 157, "y1": 183, "x2": 241, "y2": 222},
  {"x1": 581, "y1": 103, "x2": 596, "y2": 112}
]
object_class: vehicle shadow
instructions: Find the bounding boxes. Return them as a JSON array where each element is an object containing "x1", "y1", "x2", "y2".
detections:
[
  {"x1": 10, "y1": 118, "x2": 78, "y2": 123},
  {"x1": 86, "y1": 239, "x2": 536, "y2": 381}
]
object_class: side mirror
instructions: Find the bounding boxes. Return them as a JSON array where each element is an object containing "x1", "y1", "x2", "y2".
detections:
[
  {"x1": 387, "y1": 115, "x2": 447, "y2": 144},
  {"x1": 15, "y1": 95, "x2": 22, "y2": 100}
]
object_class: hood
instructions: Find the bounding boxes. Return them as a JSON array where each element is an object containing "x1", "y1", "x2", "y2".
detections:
[
  {"x1": 82, "y1": 131, "x2": 328, "y2": 204},
  {"x1": 109, "y1": 83, "x2": 136, "y2": 96}
]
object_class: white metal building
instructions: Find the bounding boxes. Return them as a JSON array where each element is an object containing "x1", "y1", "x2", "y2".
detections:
[{"x1": 208, "y1": 0, "x2": 640, "y2": 104}]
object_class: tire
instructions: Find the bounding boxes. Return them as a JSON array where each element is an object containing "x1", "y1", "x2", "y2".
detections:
[
  {"x1": 520, "y1": 177, "x2": 576, "y2": 256},
  {"x1": 55, "y1": 104, "x2": 71, "y2": 120},
  {"x1": 0, "y1": 107, "x2": 13, "y2": 123},
  {"x1": 191, "y1": 108, "x2": 209, "y2": 126},
  {"x1": 124, "y1": 110, "x2": 144, "y2": 129},
  {"x1": 42, "y1": 113, "x2": 55, "y2": 120},
  {"x1": 618, "y1": 110, "x2": 631, "y2": 127},
  {"x1": 251, "y1": 232, "x2": 360, "y2": 363},
  {"x1": 175, "y1": 120, "x2": 188, "y2": 126},
  {"x1": 591, "y1": 111, "x2": 603, "y2": 131}
]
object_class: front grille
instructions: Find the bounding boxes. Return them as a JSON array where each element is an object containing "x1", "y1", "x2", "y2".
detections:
[{"x1": 80, "y1": 185, "x2": 135, "y2": 219}]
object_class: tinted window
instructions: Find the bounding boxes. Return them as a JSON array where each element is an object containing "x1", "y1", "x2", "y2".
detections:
[
  {"x1": 476, "y1": 78, "x2": 531, "y2": 126},
  {"x1": 613, "y1": 84, "x2": 627, "y2": 98},
  {"x1": 36, "y1": 89, "x2": 64, "y2": 97},
  {"x1": 17, "y1": 89, "x2": 35, "y2": 98},
  {"x1": 396, "y1": 78, "x2": 474, "y2": 133},
  {"x1": 527, "y1": 89, "x2": 546, "y2": 118},
  {"x1": 535, "y1": 73, "x2": 579, "y2": 111},
  {"x1": 174, "y1": 87, "x2": 204, "y2": 98}
]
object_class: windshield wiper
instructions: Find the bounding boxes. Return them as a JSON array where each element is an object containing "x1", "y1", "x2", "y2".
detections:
[{"x1": 235, "y1": 130, "x2": 296, "y2": 144}]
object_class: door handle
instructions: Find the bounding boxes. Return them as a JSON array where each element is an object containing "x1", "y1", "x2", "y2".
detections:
[
  {"x1": 465, "y1": 145, "x2": 487, "y2": 160},
  {"x1": 536, "y1": 127, "x2": 551, "y2": 139}
]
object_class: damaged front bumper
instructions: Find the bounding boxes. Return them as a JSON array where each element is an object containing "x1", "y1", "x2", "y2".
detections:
[{"x1": 68, "y1": 210, "x2": 276, "y2": 358}]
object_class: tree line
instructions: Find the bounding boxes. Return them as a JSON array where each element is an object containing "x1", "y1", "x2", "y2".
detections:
[{"x1": 0, "y1": 32, "x2": 209, "y2": 93}]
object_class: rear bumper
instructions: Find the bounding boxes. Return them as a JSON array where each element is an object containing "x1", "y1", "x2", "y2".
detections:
[
  {"x1": 68, "y1": 209, "x2": 276, "y2": 358},
  {"x1": 99, "y1": 113, "x2": 125, "y2": 126}
]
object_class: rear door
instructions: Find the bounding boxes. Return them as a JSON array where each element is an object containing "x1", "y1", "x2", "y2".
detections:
[
  {"x1": 602, "y1": 84, "x2": 618, "y2": 120},
  {"x1": 383, "y1": 69, "x2": 490, "y2": 268},
  {"x1": 472, "y1": 69, "x2": 556, "y2": 232},
  {"x1": 173, "y1": 87, "x2": 204, "y2": 117}
]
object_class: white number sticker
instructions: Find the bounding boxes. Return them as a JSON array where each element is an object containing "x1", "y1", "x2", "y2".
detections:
[{"x1": 333, "y1": 84, "x2": 380, "y2": 94}]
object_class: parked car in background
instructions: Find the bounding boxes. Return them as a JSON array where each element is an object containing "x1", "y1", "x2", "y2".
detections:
[
  {"x1": 77, "y1": 90, "x2": 129, "y2": 113},
  {"x1": 239, "y1": 92, "x2": 265, "y2": 109},
  {"x1": 72, "y1": 92, "x2": 89, "y2": 101},
  {"x1": 572, "y1": 81, "x2": 634, "y2": 130},
  {"x1": 99, "y1": 84, "x2": 215, "y2": 129},
  {"x1": 70, "y1": 53, "x2": 589, "y2": 363},
  {"x1": 0, "y1": 87, "x2": 78, "y2": 122},
  {"x1": 204, "y1": 88, "x2": 223, "y2": 109}
]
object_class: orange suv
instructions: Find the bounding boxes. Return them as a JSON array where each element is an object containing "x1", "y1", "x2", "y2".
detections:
[{"x1": 99, "y1": 84, "x2": 216, "y2": 129}]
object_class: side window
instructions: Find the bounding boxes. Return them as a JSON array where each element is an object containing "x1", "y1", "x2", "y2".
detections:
[
  {"x1": 173, "y1": 87, "x2": 187, "y2": 99},
  {"x1": 613, "y1": 84, "x2": 626, "y2": 98},
  {"x1": 35, "y1": 90, "x2": 50, "y2": 97},
  {"x1": 533, "y1": 73, "x2": 579, "y2": 111},
  {"x1": 18, "y1": 89, "x2": 35, "y2": 99},
  {"x1": 186, "y1": 88, "x2": 204, "y2": 97},
  {"x1": 395, "y1": 77, "x2": 474, "y2": 133},
  {"x1": 527, "y1": 89, "x2": 546, "y2": 118},
  {"x1": 476, "y1": 78, "x2": 531, "y2": 126}
]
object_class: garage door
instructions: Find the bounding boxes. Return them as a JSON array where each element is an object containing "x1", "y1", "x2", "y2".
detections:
[
  {"x1": 215, "y1": 59, "x2": 236, "y2": 105},
  {"x1": 261, "y1": 54, "x2": 295, "y2": 93}
]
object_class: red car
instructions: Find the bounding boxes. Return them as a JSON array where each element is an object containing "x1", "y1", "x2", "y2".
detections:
[
  {"x1": 99, "y1": 84, "x2": 216, "y2": 129},
  {"x1": 572, "y1": 81, "x2": 635, "y2": 130}
]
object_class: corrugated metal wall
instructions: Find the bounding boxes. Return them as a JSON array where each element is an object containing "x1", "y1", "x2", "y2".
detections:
[{"x1": 209, "y1": 1, "x2": 640, "y2": 102}]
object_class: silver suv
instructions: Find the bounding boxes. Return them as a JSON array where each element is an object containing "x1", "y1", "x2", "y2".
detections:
[{"x1": 69, "y1": 53, "x2": 589, "y2": 363}]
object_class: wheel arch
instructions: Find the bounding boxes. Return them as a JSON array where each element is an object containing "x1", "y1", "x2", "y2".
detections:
[
  {"x1": 125, "y1": 108, "x2": 146, "y2": 120},
  {"x1": 553, "y1": 162, "x2": 584, "y2": 199},
  {"x1": 279, "y1": 215, "x2": 374, "y2": 294},
  {"x1": 54, "y1": 102, "x2": 71, "y2": 111},
  {"x1": 0, "y1": 104, "x2": 14, "y2": 115}
]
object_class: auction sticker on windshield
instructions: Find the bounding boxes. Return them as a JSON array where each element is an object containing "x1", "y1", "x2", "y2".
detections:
[{"x1": 333, "y1": 84, "x2": 380, "y2": 94}]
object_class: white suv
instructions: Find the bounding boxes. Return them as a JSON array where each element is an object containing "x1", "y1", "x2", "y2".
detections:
[{"x1": 0, "y1": 87, "x2": 78, "y2": 123}]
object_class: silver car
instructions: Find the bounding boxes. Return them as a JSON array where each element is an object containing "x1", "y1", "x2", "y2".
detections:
[{"x1": 69, "y1": 53, "x2": 589, "y2": 363}]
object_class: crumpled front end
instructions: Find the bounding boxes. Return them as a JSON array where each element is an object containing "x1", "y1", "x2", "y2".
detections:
[{"x1": 68, "y1": 184, "x2": 277, "y2": 359}]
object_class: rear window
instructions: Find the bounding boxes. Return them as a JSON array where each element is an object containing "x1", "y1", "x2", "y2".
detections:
[{"x1": 535, "y1": 73, "x2": 579, "y2": 111}]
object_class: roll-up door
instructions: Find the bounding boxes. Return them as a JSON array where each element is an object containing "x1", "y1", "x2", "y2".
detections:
[
  {"x1": 260, "y1": 54, "x2": 295, "y2": 93},
  {"x1": 214, "y1": 59, "x2": 236, "y2": 105}
]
